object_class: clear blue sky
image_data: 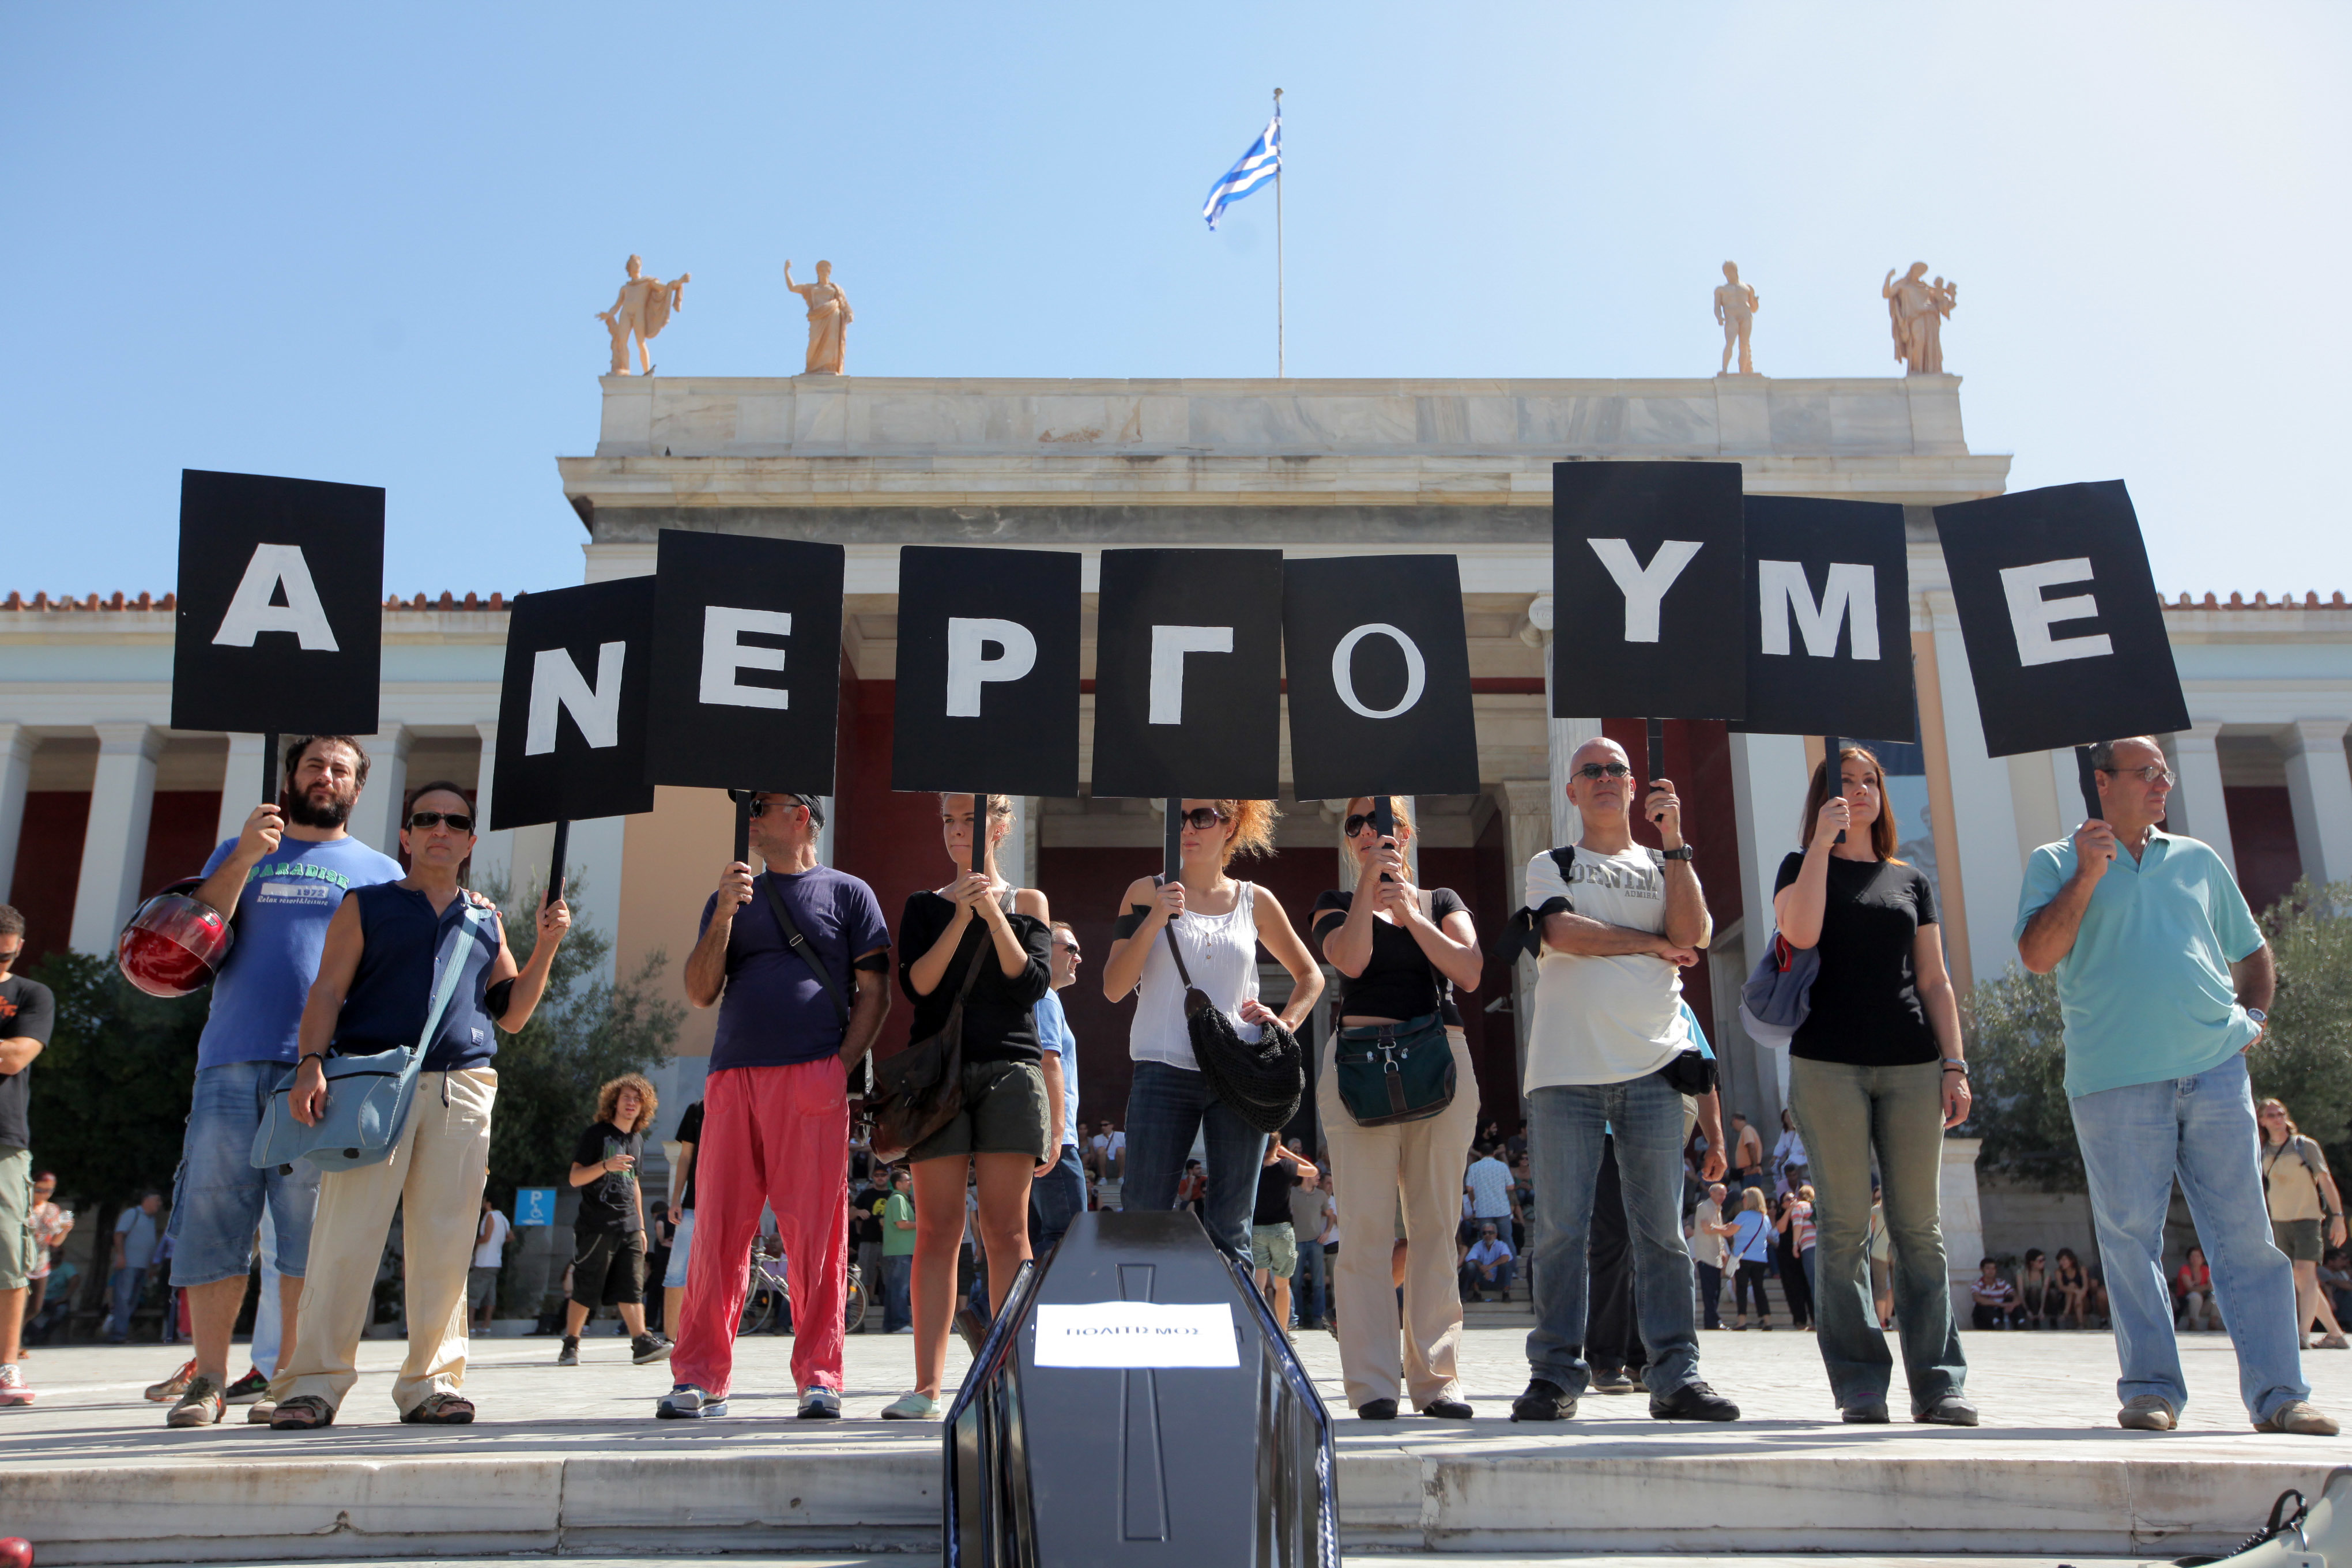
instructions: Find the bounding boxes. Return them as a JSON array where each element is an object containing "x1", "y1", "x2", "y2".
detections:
[{"x1": 6, "y1": 4, "x2": 2346, "y2": 601}]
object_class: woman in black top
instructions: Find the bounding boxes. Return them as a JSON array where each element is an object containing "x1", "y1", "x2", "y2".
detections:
[
  {"x1": 1773, "y1": 746, "x2": 1972, "y2": 1424},
  {"x1": 883, "y1": 794, "x2": 1051, "y2": 1422},
  {"x1": 1310, "y1": 797, "x2": 1484, "y2": 1422}
]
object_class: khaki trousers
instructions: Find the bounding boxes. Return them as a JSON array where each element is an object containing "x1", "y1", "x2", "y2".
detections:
[
  {"x1": 271, "y1": 1068, "x2": 496, "y2": 1416},
  {"x1": 1317, "y1": 1028, "x2": 1479, "y2": 1411}
]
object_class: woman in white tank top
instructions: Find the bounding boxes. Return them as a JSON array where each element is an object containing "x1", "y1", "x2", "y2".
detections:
[{"x1": 1100, "y1": 799, "x2": 1324, "y2": 1264}]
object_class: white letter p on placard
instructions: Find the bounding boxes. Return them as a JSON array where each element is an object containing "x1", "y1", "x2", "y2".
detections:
[
  {"x1": 1588, "y1": 538, "x2": 1703, "y2": 643},
  {"x1": 2000, "y1": 558, "x2": 2114, "y2": 668},
  {"x1": 525, "y1": 643, "x2": 626, "y2": 755},
  {"x1": 1148, "y1": 625, "x2": 1234, "y2": 725},
  {"x1": 210, "y1": 543, "x2": 340, "y2": 651},
  {"x1": 945, "y1": 617, "x2": 1038, "y2": 717},
  {"x1": 700, "y1": 605, "x2": 793, "y2": 711}
]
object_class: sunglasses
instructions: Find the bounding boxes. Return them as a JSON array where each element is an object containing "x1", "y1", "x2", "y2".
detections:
[
  {"x1": 1175, "y1": 806, "x2": 1229, "y2": 830},
  {"x1": 406, "y1": 811, "x2": 474, "y2": 832},
  {"x1": 2097, "y1": 765, "x2": 2176, "y2": 787},
  {"x1": 747, "y1": 795, "x2": 815, "y2": 819},
  {"x1": 1574, "y1": 762, "x2": 1634, "y2": 780},
  {"x1": 1343, "y1": 813, "x2": 1402, "y2": 838}
]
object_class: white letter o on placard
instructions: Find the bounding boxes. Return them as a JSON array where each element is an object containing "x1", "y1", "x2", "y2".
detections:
[{"x1": 1331, "y1": 623, "x2": 1426, "y2": 720}]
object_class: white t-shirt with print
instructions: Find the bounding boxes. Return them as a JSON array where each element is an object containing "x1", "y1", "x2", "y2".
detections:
[{"x1": 1523, "y1": 846, "x2": 1693, "y2": 1090}]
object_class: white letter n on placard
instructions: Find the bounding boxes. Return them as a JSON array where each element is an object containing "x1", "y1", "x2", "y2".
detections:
[
  {"x1": 700, "y1": 606, "x2": 793, "y2": 711},
  {"x1": 2000, "y1": 558, "x2": 2114, "y2": 668},
  {"x1": 1759, "y1": 561, "x2": 1879, "y2": 660},
  {"x1": 210, "y1": 543, "x2": 340, "y2": 651},
  {"x1": 1588, "y1": 538, "x2": 1702, "y2": 643},
  {"x1": 945, "y1": 617, "x2": 1038, "y2": 718},
  {"x1": 525, "y1": 643, "x2": 625, "y2": 754},
  {"x1": 1148, "y1": 625, "x2": 1234, "y2": 724}
]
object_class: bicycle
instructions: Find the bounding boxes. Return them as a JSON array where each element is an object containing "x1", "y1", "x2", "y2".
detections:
[{"x1": 737, "y1": 1245, "x2": 868, "y2": 1336}]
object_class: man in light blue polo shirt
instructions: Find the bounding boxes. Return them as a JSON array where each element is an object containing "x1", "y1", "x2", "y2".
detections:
[{"x1": 2017, "y1": 735, "x2": 2332, "y2": 1437}]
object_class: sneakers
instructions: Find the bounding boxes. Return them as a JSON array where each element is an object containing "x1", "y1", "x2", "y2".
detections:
[
  {"x1": 1916, "y1": 1394, "x2": 1980, "y2": 1427},
  {"x1": 1510, "y1": 1378, "x2": 1575, "y2": 1422},
  {"x1": 0, "y1": 1363, "x2": 31, "y2": 1407},
  {"x1": 145, "y1": 1358, "x2": 198, "y2": 1403},
  {"x1": 798, "y1": 1387, "x2": 842, "y2": 1419},
  {"x1": 630, "y1": 1333, "x2": 673, "y2": 1366},
  {"x1": 1650, "y1": 1380, "x2": 1741, "y2": 1422},
  {"x1": 656, "y1": 1384, "x2": 727, "y2": 1419},
  {"x1": 224, "y1": 1367, "x2": 270, "y2": 1404},
  {"x1": 880, "y1": 1390, "x2": 941, "y2": 1420},
  {"x1": 2255, "y1": 1400, "x2": 2341, "y2": 1436},
  {"x1": 1590, "y1": 1367, "x2": 1639, "y2": 1396},
  {"x1": 2118, "y1": 1394, "x2": 2176, "y2": 1431},
  {"x1": 167, "y1": 1375, "x2": 227, "y2": 1428},
  {"x1": 556, "y1": 1337, "x2": 580, "y2": 1367}
]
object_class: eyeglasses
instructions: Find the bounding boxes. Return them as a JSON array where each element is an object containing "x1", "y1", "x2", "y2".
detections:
[
  {"x1": 1176, "y1": 806, "x2": 1229, "y2": 830},
  {"x1": 406, "y1": 811, "x2": 474, "y2": 832},
  {"x1": 2098, "y1": 765, "x2": 2176, "y2": 787},
  {"x1": 1574, "y1": 762, "x2": 1633, "y2": 780}
]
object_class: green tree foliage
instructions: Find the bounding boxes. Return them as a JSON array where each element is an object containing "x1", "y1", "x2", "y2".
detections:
[
  {"x1": 477, "y1": 873, "x2": 683, "y2": 1208},
  {"x1": 25, "y1": 950, "x2": 209, "y2": 1208},
  {"x1": 1960, "y1": 966, "x2": 2080, "y2": 1188}
]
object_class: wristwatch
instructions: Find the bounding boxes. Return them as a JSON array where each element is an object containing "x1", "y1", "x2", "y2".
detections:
[
  {"x1": 1659, "y1": 844, "x2": 1696, "y2": 862},
  {"x1": 2246, "y1": 1008, "x2": 2268, "y2": 1026}
]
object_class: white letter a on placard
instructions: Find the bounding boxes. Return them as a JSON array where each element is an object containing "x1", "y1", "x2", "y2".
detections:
[{"x1": 210, "y1": 544, "x2": 341, "y2": 651}]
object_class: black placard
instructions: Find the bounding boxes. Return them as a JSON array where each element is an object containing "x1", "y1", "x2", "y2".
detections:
[
  {"x1": 170, "y1": 469, "x2": 384, "y2": 735},
  {"x1": 489, "y1": 578, "x2": 657, "y2": 830},
  {"x1": 1552, "y1": 461, "x2": 1746, "y2": 721},
  {"x1": 1283, "y1": 555, "x2": 1480, "y2": 801},
  {"x1": 1090, "y1": 548, "x2": 1283, "y2": 800},
  {"x1": 1933, "y1": 481, "x2": 2188, "y2": 757},
  {"x1": 891, "y1": 546, "x2": 1082, "y2": 797},
  {"x1": 645, "y1": 530, "x2": 845, "y2": 794},
  {"x1": 1731, "y1": 496, "x2": 1916, "y2": 742}
]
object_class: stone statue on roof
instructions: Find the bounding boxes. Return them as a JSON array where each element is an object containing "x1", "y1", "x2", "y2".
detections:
[
  {"x1": 597, "y1": 255, "x2": 689, "y2": 376},
  {"x1": 785, "y1": 259, "x2": 852, "y2": 375},
  {"x1": 1714, "y1": 262, "x2": 1760, "y2": 376},
  {"x1": 1883, "y1": 262, "x2": 1958, "y2": 375}
]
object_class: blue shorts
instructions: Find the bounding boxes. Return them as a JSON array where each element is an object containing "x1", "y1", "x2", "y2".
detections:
[
  {"x1": 167, "y1": 1060, "x2": 321, "y2": 1287},
  {"x1": 662, "y1": 1209, "x2": 695, "y2": 1289}
]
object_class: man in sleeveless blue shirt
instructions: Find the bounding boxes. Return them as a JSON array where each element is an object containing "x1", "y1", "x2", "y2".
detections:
[{"x1": 157, "y1": 737, "x2": 402, "y2": 1428}]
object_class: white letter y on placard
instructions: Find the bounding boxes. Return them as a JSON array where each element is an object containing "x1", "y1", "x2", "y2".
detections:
[{"x1": 1588, "y1": 538, "x2": 1702, "y2": 643}]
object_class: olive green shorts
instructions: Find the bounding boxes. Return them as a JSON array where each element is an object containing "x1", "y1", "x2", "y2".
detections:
[
  {"x1": 909, "y1": 1059, "x2": 1053, "y2": 1164},
  {"x1": 0, "y1": 1148, "x2": 32, "y2": 1292},
  {"x1": 2275, "y1": 1216, "x2": 2324, "y2": 1263}
]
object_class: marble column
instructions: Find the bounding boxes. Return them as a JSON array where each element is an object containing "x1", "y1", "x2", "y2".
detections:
[
  {"x1": 469, "y1": 722, "x2": 512, "y2": 893},
  {"x1": 1940, "y1": 1137, "x2": 1987, "y2": 1323},
  {"x1": 1495, "y1": 778, "x2": 1556, "y2": 1107},
  {"x1": 214, "y1": 735, "x2": 268, "y2": 853},
  {"x1": 2281, "y1": 718, "x2": 2352, "y2": 889},
  {"x1": 1526, "y1": 595, "x2": 1599, "y2": 849},
  {"x1": 349, "y1": 726, "x2": 413, "y2": 858},
  {"x1": 68, "y1": 722, "x2": 165, "y2": 953},
  {"x1": 2163, "y1": 722, "x2": 2237, "y2": 875},
  {"x1": 0, "y1": 725, "x2": 36, "y2": 905}
]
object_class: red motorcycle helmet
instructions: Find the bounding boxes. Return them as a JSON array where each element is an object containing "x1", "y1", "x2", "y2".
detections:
[{"x1": 117, "y1": 879, "x2": 234, "y2": 998}]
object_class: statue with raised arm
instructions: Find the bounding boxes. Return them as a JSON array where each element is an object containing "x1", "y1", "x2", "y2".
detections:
[
  {"x1": 785, "y1": 259, "x2": 852, "y2": 375},
  {"x1": 1883, "y1": 262, "x2": 1958, "y2": 375},
  {"x1": 1714, "y1": 261, "x2": 1761, "y2": 375},
  {"x1": 596, "y1": 255, "x2": 689, "y2": 376}
]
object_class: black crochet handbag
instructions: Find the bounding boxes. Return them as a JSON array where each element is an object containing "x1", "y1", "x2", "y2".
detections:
[{"x1": 1160, "y1": 916, "x2": 1303, "y2": 1135}]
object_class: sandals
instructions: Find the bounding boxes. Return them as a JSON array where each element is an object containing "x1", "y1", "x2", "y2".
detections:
[
  {"x1": 401, "y1": 1392, "x2": 476, "y2": 1424},
  {"x1": 269, "y1": 1394, "x2": 334, "y2": 1431}
]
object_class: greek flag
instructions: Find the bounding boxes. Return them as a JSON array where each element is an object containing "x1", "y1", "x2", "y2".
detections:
[{"x1": 1201, "y1": 116, "x2": 1280, "y2": 231}]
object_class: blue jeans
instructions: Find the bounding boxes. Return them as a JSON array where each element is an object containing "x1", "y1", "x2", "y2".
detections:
[
  {"x1": 1788, "y1": 1056, "x2": 1965, "y2": 1414},
  {"x1": 1465, "y1": 1258, "x2": 1516, "y2": 1298},
  {"x1": 1295, "y1": 1236, "x2": 1329, "y2": 1325},
  {"x1": 2070, "y1": 1052, "x2": 2305, "y2": 1422},
  {"x1": 1028, "y1": 1144, "x2": 1087, "y2": 1258},
  {"x1": 881, "y1": 1252, "x2": 914, "y2": 1333},
  {"x1": 1524, "y1": 1071, "x2": 1701, "y2": 1399},
  {"x1": 167, "y1": 1060, "x2": 323, "y2": 1287},
  {"x1": 1124, "y1": 1061, "x2": 1268, "y2": 1265},
  {"x1": 108, "y1": 1265, "x2": 149, "y2": 1339}
]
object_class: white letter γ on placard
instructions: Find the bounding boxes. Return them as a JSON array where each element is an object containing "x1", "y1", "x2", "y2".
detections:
[
  {"x1": 1758, "y1": 561, "x2": 1879, "y2": 661},
  {"x1": 2000, "y1": 559, "x2": 2113, "y2": 668},
  {"x1": 700, "y1": 606, "x2": 792, "y2": 711},
  {"x1": 1331, "y1": 623, "x2": 1427, "y2": 719},
  {"x1": 210, "y1": 544, "x2": 340, "y2": 651},
  {"x1": 525, "y1": 643, "x2": 626, "y2": 754},
  {"x1": 1148, "y1": 625, "x2": 1234, "y2": 725},
  {"x1": 945, "y1": 617, "x2": 1038, "y2": 718},
  {"x1": 1588, "y1": 538, "x2": 1702, "y2": 644}
]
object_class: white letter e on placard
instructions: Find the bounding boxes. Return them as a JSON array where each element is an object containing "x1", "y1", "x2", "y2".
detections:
[
  {"x1": 700, "y1": 605, "x2": 793, "y2": 711},
  {"x1": 211, "y1": 543, "x2": 340, "y2": 651},
  {"x1": 2000, "y1": 558, "x2": 2114, "y2": 668}
]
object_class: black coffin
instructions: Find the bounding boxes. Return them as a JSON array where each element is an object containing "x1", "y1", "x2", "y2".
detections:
[{"x1": 944, "y1": 1209, "x2": 1339, "y2": 1567}]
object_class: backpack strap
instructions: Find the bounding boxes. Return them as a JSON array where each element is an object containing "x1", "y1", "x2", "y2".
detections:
[{"x1": 757, "y1": 873, "x2": 851, "y2": 1028}]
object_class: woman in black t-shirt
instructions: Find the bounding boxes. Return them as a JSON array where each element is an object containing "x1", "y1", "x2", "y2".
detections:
[
  {"x1": 883, "y1": 794, "x2": 1053, "y2": 1423},
  {"x1": 1310, "y1": 797, "x2": 1485, "y2": 1422},
  {"x1": 1773, "y1": 746, "x2": 1972, "y2": 1424}
]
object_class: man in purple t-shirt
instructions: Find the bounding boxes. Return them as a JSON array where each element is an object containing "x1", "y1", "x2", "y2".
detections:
[{"x1": 657, "y1": 792, "x2": 891, "y2": 1421}]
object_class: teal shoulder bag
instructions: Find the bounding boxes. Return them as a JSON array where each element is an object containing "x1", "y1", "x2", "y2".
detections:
[{"x1": 1330, "y1": 888, "x2": 1457, "y2": 1128}]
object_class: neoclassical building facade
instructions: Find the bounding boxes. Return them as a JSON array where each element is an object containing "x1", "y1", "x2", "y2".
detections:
[{"x1": 5, "y1": 372, "x2": 2349, "y2": 1146}]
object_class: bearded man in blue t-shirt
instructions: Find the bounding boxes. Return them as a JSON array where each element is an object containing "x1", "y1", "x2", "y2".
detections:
[{"x1": 155, "y1": 736, "x2": 402, "y2": 1428}]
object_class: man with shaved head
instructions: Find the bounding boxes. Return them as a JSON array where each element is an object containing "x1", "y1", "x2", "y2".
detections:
[
  {"x1": 1512, "y1": 737, "x2": 1736, "y2": 1425},
  {"x1": 2019, "y1": 735, "x2": 2334, "y2": 1437}
]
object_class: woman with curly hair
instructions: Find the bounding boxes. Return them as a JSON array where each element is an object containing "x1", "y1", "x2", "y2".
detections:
[
  {"x1": 559, "y1": 1072, "x2": 668, "y2": 1370},
  {"x1": 1102, "y1": 800, "x2": 1323, "y2": 1264}
]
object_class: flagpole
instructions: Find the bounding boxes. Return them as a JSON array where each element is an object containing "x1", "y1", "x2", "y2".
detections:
[{"x1": 1274, "y1": 86, "x2": 1284, "y2": 379}]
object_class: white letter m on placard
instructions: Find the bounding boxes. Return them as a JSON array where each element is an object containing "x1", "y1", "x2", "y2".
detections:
[
  {"x1": 210, "y1": 543, "x2": 340, "y2": 651},
  {"x1": 1588, "y1": 538, "x2": 1702, "y2": 643},
  {"x1": 1759, "y1": 561, "x2": 1879, "y2": 660},
  {"x1": 1148, "y1": 625, "x2": 1234, "y2": 725},
  {"x1": 525, "y1": 643, "x2": 626, "y2": 755}
]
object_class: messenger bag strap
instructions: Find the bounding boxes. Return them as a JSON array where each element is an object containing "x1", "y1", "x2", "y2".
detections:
[
  {"x1": 404, "y1": 900, "x2": 489, "y2": 1068},
  {"x1": 758, "y1": 872, "x2": 851, "y2": 1028}
]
